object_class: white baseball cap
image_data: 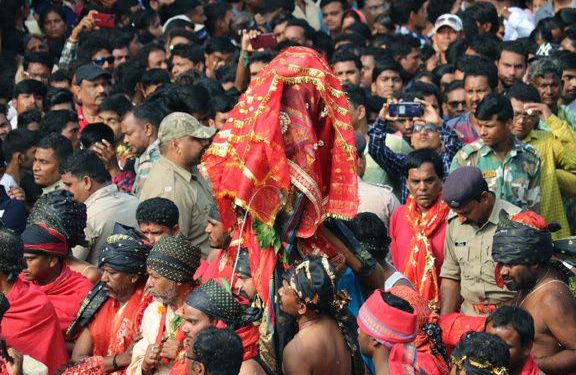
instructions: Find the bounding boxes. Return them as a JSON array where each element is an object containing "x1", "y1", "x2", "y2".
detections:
[{"x1": 433, "y1": 14, "x2": 463, "y2": 33}]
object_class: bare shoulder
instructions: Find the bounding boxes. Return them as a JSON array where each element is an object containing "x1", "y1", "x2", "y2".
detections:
[
  {"x1": 535, "y1": 280, "x2": 576, "y2": 327},
  {"x1": 283, "y1": 335, "x2": 313, "y2": 375},
  {"x1": 239, "y1": 359, "x2": 268, "y2": 375},
  {"x1": 539, "y1": 280, "x2": 576, "y2": 310}
]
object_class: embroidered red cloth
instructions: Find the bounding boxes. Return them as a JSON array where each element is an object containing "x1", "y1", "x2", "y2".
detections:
[
  {"x1": 402, "y1": 196, "x2": 450, "y2": 311},
  {"x1": 201, "y1": 47, "x2": 358, "y2": 371},
  {"x1": 202, "y1": 46, "x2": 358, "y2": 233},
  {"x1": 2, "y1": 278, "x2": 69, "y2": 374}
]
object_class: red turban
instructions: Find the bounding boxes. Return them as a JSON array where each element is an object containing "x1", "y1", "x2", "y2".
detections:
[
  {"x1": 357, "y1": 290, "x2": 419, "y2": 374},
  {"x1": 510, "y1": 211, "x2": 548, "y2": 231}
]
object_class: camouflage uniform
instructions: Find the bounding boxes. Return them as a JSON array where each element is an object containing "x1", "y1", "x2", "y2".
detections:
[{"x1": 450, "y1": 138, "x2": 541, "y2": 212}]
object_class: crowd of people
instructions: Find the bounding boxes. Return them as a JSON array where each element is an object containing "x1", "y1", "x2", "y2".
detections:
[{"x1": 1, "y1": 0, "x2": 576, "y2": 374}]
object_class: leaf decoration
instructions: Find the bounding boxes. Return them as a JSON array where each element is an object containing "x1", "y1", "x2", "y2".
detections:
[{"x1": 252, "y1": 219, "x2": 282, "y2": 254}]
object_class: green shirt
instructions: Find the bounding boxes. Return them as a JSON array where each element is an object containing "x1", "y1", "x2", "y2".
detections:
[{"x1": 450, "y1": 137, "x2": 541, "y2": 212}]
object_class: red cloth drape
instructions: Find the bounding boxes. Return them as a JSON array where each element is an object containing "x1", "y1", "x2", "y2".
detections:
[
  {"x1": 2, "y1": 278, "x2": 69, "y2": 374},
  {"x1": 26, "y1": 265, "x2": 93, "y2": 338},
  {"x1": 520, "y1": 355, "x2": 540, "y2": 375},
  {"x1": 389, "y1": 286, "x2": 450, "y2": 375},
  {"x1": 202, "y1": 47, "x2": 358, "y2": 233},
  {"x1": 89, "y1": 285, "x2": 151, "y2": 359},
  {"x1": 437, "y1": 313, "x2": 486, "y2": 349}
]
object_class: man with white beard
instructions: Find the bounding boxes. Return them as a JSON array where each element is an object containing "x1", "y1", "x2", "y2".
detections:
[{"x1": 127, "y1": 234, "x2": 201, "y2": 375}]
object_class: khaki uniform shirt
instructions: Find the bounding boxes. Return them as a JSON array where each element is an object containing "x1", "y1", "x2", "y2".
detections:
[
  {"x1": 72, "y1": 184, "x2": 140, "y2": 264},
  {"x1": 139, "y1": 156, "x2": 212, "y2": 257},
  {"x1": 42, "y1": 179, "x2": 62, "y2": 195},
  {"x1": 357, "y1": 178, "x2": 400, "y2": 229},
  {"x1": 440, "y1": 198, "x2": 521, "y2": 316}
]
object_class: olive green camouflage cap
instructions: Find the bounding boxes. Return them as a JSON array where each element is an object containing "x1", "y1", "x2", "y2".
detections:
[{"x1": 158, "y1": 112, "x2": 217, "y2": 144}]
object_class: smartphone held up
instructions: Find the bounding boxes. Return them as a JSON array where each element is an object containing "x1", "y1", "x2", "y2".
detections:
[
  {"x1": 250, "y1": 33, "x2": 277, "y2": 50},
  {"x1": 92, "y1": 12, "x2": 115, "y2": 29},
  {"x1": 389, "y1": 102, "x2": 423, "y2": 118}
]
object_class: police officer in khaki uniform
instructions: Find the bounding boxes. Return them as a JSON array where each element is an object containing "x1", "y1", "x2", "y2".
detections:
[
  {"x1": 139, "y1": 112, "x2": 216, "y2": 258},
  {"x1": 440, "y1": 166, "x2": 520, "y2": 317}
]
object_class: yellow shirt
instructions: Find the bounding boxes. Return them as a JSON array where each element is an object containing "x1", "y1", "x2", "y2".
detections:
[{"x1": 523, "y1": 115, "x2": 576, "y2": 239}]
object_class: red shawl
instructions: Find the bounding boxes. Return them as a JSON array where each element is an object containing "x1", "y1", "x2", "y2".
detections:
[
  {"x1": 2, "y1": 278, "x2": 69, "y2": 374},
  {"x1": 520, "y1": 355, "x2": 540, "y2": 375},
  {"x1": 28, "y1": 265, "x2": 93, "y2": 337},
  {"x1": 403, "y1": 196, "x2": 449, "y2": 312},
  {"x1": 89, "y1": 285, "x2": 151, "y2": 358}
]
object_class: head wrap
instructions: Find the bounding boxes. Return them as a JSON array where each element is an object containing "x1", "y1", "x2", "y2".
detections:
[
  {"x1": 186, "y1": 279, "x2": 243, "y2": 326},
  {"x1": 552, "y1": 236, "x2": 576, "y2": 268},
  {"x1": 451, "y1": 332, "x2": 509, "y2": 375},
  {"x1": 27, "y1": 190, "x2": 87, "y2": 248},
  {"x1": 0, "y1": 227, "x2": 26, "y2": 282},
  {"x1": 0, "y1": 292, "x2": 10, "y2": 321},
  {"x1": 99, "y1": 223, "x2": 151, "y2": 275},
  {"x1": 208, "y1": 204, "x2": 221, "y2": 222},
  {"x1": 147, "y1": 234, "x2": 201, "y2": 282},
  {"x1": 492, "y1": 210, "x2": 553, "y2": 265},
  {"x1": 358, "y1": 290, "x2": 418, "y2": 347},
  {"x1": 284, "y1": 256, "x2": 348, "y2": 315},
  {"x1": 21, "y1": 223, "x2": 68, "y2": 256},
  {"x1": 357, "y1": 290, "x2": 419, "y2": 374},
  {"x1": 284, "y1": 256, "x2": 362, "y2": 369},
  {"x1": 235, "y1": 248, "x2": 251, "y2": 277}
]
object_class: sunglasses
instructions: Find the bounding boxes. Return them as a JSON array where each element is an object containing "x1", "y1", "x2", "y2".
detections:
[
  {"x1": 413, "y1": 124, "x2": 438, "y2": 133},
  {"x1": 447, "y1": 100, "x2": 466, "y2": 109},
  {"x1": 92, "y1": 56, "x2": 115, "y2": 66}
]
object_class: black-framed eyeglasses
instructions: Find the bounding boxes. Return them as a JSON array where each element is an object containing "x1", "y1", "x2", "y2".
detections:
[{"x1": 93, "y1": 56, "x2": 115, "y2": 66}]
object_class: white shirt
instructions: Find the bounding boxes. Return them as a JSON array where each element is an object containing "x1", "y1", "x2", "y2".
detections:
[
  {"x1": 0, "y1": 173, "x2": 18, "y2": 193},
  {"x1": 504, "y1": 7, "x2": 535, "y2": 41},
  {"x1": 127, "y1": 301, "x2": 178, "y2": 375}
]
